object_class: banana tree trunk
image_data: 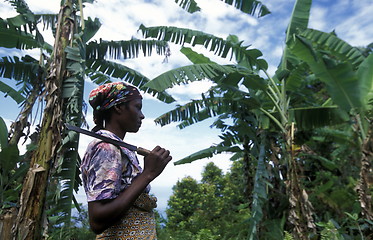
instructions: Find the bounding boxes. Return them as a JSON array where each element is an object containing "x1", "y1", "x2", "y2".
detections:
[
  {"x1": 0, "y1": 208, "x2": 17, "y2": 240},
  {"x1": 285, "y1": 123, "x2": 316, "y2": 239},
  {"x1": 357, "y1": 126, "x2": 373, "y2": 221},
  {"x1": 243, "y1": 138, "x2": 254, "y2": 199},
  {"x1": 12, "y1": 2, "x2": 75, "y2": 239}
]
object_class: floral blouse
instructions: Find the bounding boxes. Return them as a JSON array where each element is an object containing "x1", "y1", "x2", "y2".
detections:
[{"x1": 81, "y1": 130, "x2": 150, "y2": 202}]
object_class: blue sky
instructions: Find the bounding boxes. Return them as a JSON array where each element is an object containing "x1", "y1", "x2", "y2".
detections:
[{"x1": 1, "y1": 0, "x2": 372, "y2": 212}]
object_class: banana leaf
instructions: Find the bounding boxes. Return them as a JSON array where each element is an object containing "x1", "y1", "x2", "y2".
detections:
[
  {"x1": 144, "y1": 63, "x2": 238, "y2": 91},
  {"x1": 174, "y1": 144, "x2": 241, "y2": 165},
  {"x1": 174, "y1": 0, "x2": 200, "y2": 13},
  {"x1": 175, "y1": 0, "x2": 270, "y2": 17},
  {"x1": 279, "y1": 0, "x2": 312, "y2": 71},
  {"x1": 0, "y1": 21, "x2": 41, "y2": 49},
  {"x1": 357, "y1": 53, "x2": 373, "y2": 108},
  {"x1": 139, "y1": 25, "x2": 267, "y2": 70},
  {"x1": 86, "y1": 39, "x2": 169, "y2": 60},
  {"x1": 290, "y1": 106, "x2": 349, "y2": 130},
  {"x1": 86, "y1": 59, "x2": 175, "y2": 103},
  {"x1": 290, "y1": 36, "x2": 363, "y2": 112},
  {"x1": 0, "y1": 81, "x2": 25, "y2": 104},
  {"x1": 300, "y1": 28, "x2": 365, "y2": 68},
  {"x1": 219, "y1": 0, "x2": 270, "y2": 17}
]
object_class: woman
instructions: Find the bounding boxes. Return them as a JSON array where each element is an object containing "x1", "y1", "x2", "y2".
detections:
[{"x1": 81, "y1": 82, "x2": 172, "y2": 239}]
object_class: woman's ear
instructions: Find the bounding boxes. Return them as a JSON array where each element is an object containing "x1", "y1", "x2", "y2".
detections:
[{"x1": 112, "y1": 104, "x2": 123, "y2": 114}]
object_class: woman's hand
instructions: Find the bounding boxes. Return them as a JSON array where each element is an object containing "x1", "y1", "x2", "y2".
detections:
[
  {"x1": 88, "y1": 146, "x2": 171, "y2": 234},
  {"x1": 142, "y1": 146, "x2": 172, "y2": 181}
]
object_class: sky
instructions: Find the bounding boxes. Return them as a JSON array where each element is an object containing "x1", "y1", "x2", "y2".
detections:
[{"x1": 1, "y1": 0, "x2": 372, "y2": 213}]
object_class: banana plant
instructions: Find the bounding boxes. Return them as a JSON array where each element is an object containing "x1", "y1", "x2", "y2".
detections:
[
  {"x1": 289, "y1": 30, "x2": 373, "y2": 222},
  {"x1": 141, "y1": 0, "x2": 372, "y2": 238}
]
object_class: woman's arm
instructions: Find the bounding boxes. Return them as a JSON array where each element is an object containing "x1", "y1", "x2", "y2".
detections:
[{"x1": 88, "y1": 146, "x2": 171, "y2": 234}]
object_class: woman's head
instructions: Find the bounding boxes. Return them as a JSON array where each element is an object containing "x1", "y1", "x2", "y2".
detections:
[{"x1": 89, "y1": 82, "x2": 143, "y2": 132}]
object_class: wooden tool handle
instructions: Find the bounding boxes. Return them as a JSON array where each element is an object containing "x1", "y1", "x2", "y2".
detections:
[{"x1": 137, "y1": 147, "x2": 151, "y2": 156}]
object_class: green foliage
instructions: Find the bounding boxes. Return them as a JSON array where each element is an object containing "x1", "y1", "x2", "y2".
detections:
[
  {"x1": 317, "y1": 220, "x2": 344, "y2": 240},
  {"x1": 147, "y1": 0, "x2": 373, "y2": 238},
  {"x1": 144, "y1": 63, "x2": 239, "y2": 92},
  {"x1": 289, "y1": 35, "x2": 364, "y2": 112},
  {"x1": 218, "y1": 0, "x2": 270, "y2": 17},
  {"x1": 247, "y1": 133, "x2": 270, "y2": 240},
  {"x1": 139, "y1": 25, "x2": 268, "y2": 71},
  {"x1": 0, "y1": 81, "x2": 25, "y2": 104},
  {"x1": 47, "y1": 204, "x2": 96, "y2": 240},
  {"x1": 357, "y1": 53, "x2": 373, "y2": 109},
  {"x1": 174, "y1": 0, "x2": 270, "y2": 17},
  {"x1": 300, "y1": 29, "x2": 366, "y2": 69},
  {"x1": 284, "y1": 231, "x2": 294, "y2": 240},
  {"x1": 161, "y1": 160, "x2": 252, "y2": 239},
  {"x1": 279, "y1": 0, "x2": 312, "y2": 71},
  {"x1": 0, "y1": 117, "x2": 28, "y2": 212},
  {"x1": 174, "y1": 0, "x2": 200, "y2": 13}
]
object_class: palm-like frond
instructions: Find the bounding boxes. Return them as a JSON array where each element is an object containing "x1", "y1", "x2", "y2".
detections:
[
  {"x1": 174, "y1": 0, "x2": 201, "y2": 13},
  {"x1": 82, "y1": 17, "x2": 101, "y2": 42},
  {"x1": 52, "y1": 130, "x2": 82, "y2": 226},
  {"x1": 284, "y1": 62, "x2": 308, "y2": 91},
  {"x1": 86, "y1": 59, "x2": 175, "y2": 103},
  {"x1": 0, "y1": 56, "x2": 39, "y2": 83},
  {"x1": 144, "y1": 63, "x2": 239, "y2": 92},
  {"x1": 357, "y1": 53, "x2": 373, "y2": 108},
  {"x1": 3, "y1": 0, "x2": 47, "y2": 48},
  {"x1": 34, "y1": 14, "x2": 59, "y2": 31},
  {"x1": 279, "y1": 0, "x2": 312, "y2": 70},
  {"x1": 290, "y1": 36, "x2": 363, "y2": 112},
  {"x1": 139, "y1": 25, "x2": 268, "y2": 70},
  {"x1": 180, "y1": 47, "x2": 214, "y2": 64},
  {"x1": 285, "y1": 0, "x2": 312, "y2": 38},
  {"x1": 86, "y1": 39, "x2": 169, "y2": 60},
  {"x1": 0, "y1": 20, "x2": 41, "y2": 49},
  {"x1": 175, "y1": 0, "x2": 270, "y2": 17},
  {"x1": 0, "y1": 55, "x2": 44, "y2": 101},
  {"x1": 219, "y1": 0, "x2": 270, "y2": 17},
  {"x1": 174, "y1": 143, "x2": 241, "y2": 165},
  {"x1": 290, "y1": 106, "x2": 349, "y2": 130},
  {"x1": 155, "y1": 98, "x2": 225, "y2": 128},
  {"x1": 300, "y1": 29, "x2": 366, "y2": 69},
  {"x1": 5, "y1": 0, "x2": 36, "y2": 30},
  {"x1": 0, "y1": 81, "x2": 25, "y2": 104},
  {"x1": 5, "y1": 0, "x2": 32, "y2": 14},
  {"x1": 155, "y1": 86, "x2": 261, "y2": 129}
]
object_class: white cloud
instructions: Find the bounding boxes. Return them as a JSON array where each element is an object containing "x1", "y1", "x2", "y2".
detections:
[
  {"x1": 0, "y1": 1, "x2": 17, "y2": 18},
  {"x1": 167, "y1": 80, "x2": 214, "y2": 100},
  {"x1": 334, "y1": 5, "x2": 373, "y2": 46},
  {"x1": 309, "y1": 6, "x2": 327, "y2": 30},
  {"x1": 27, "y1": 0, "x2": 59, "y2": 14}
]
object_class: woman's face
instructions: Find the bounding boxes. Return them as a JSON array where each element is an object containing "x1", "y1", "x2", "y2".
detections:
[{"x1": 119, "y1": 98, "x2": 145, "y2": 133}]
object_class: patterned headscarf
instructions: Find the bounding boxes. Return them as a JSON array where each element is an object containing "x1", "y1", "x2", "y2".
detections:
[{"x1": 89, "y1": 82, "x2": 142, "y2": 111}]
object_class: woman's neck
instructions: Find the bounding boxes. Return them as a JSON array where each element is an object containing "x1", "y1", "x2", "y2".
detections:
[{"x1": 105, "y1": 124, "x2": 126, "y2": 139}]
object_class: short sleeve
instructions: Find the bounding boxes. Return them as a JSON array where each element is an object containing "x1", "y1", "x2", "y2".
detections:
[{"x1": 82, "y1": 142, "x2": 124, "y2": 202}]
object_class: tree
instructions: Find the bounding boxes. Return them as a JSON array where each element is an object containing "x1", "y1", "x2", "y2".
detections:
[{"x1": 163, "y1": 161, "x2": 251, "y2": 240}]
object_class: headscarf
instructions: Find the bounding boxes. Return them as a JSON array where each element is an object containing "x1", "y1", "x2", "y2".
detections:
[
  {"x1": 88, "y1": 82, "x2": 142, "y2": 131},
  {"x1": 89, "y1": 82, "x2": 142, "y2": 111}
]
